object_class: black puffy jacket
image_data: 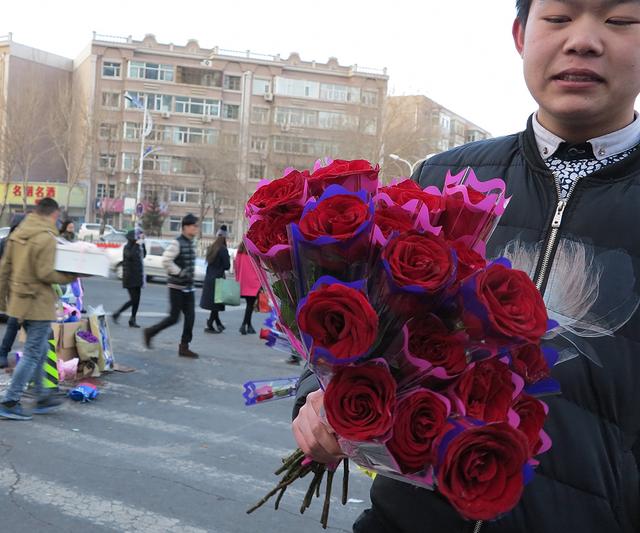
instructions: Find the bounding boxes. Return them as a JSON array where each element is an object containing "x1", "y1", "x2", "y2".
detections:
[
  {"x1": 296, "y1": 117, "x2": 640, "y2": 532},
  {"x1": 122, "y1": 241, "x2": 146, "y2": 289}
]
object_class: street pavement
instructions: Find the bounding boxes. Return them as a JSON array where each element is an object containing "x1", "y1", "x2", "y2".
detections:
[{"x1": 0, "y1": 277, "x2": 371, "y2": 533}]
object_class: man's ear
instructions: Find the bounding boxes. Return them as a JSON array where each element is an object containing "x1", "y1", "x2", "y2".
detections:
[{"x1": 513, "y1": 17, "x2": 525, "y2": 57}]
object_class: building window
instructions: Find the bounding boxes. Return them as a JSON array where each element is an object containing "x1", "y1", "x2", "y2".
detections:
[
  {"x1": 177, "y1": 66, "x2": 222, "y2": 87},
  {"x1": 174, "y1": 127, "x2": 217, "y2": 145},
  {"x1": 440, "y1": 114, "x2": 451, "y2": 131},
  {"x1": 101, "y1": 92, "x2": 121, "y2": 109},
  {"x1": 275, "y1": 107, "x2": 317, "y2": 128},
  {"x1": 249, "y1": 163, "x2": 265, "y2": 181},
  {"x1": 128, "y1": 61, "x2": 174, "y2": 82},
  {"x1": 99, "y1": 123, "x2": 118, "y2": 140},
  {"x1": 170, "y1": 187, "x2": 200, "y2": 204},
  {"x1": 273, "y1": 136, "x2": 339, "y2": 156},
  {"x1": 361, "y1": 117, "x2": 378, "y2": 135},
  {"x1": 143, "y1": 155, "x2": 171, "y2": 173},
  {"x1": 274, "y1": 77, "x2": 320, "y2": 99},
  {"x1": 318, "y1": 110, "x2": 356, "y2": 130},
  {"x1": 125, "y1": 92, "x2": 173, "y2": 112},
  {"x1": 175, "y1": 96, "x2": 220, "y2": 117},
  {"x1": 169, "y1": 216, "x2": 182, "y2": 232},
  {"x1": 201, "y1": 218, "x2": 214, "y2": 235},
  {"x1": 102, "y1": 61, "x2": 121, "y2": 78},
  {"x1": 223, "y1": 75, "x2": 241, "y2": 91},
  {"x1": 97, "y1": 183, "x2": 117, "y2": 199},
  {"x1": 250, "y1": 136, "x2": 268, "y2": 152},
  {"x1": 362, "y1": 90, "x2": 378, "y2": 106},
  {"x1": 222, "y1": 133, "x2": 239, "y2": 147},
  {"x1": 320, "y1": 83, "x2": 360, "y2": 103},
  {"x1": 98, "y1": 153, "x2": 117, "y2": 170},
  {"x1": 222, "y1": 104, "x2": 240, "y2": 120},
  {"x1": 122, "y1": 153, "x2": 137, "y2": 171},
  {"x1": 123, "y1": 122, "x2": 140, "y2": 141},
  {"x1": 252, "y1": 78, "x2": 271, "y2": 96},
  {"x1": 251, "y1": 106, "x2": 270, "y2": 124}
]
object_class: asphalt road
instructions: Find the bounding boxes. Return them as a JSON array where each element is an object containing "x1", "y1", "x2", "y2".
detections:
[{"x1": 0, "y1": 277, "x2": 371, "y2": 533}]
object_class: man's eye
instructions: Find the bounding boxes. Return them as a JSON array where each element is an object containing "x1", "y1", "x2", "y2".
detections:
[
  {"x1": 607, "y1": 19, "x2": 640, "y2": 26},
  {"x1": 543, "y1": 16, "x2": 570, "y2": 24}
]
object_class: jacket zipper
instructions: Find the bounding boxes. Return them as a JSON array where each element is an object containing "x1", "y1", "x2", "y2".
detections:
[
  {"x1": 534, "y1": 177, "x2": 581, "y2": 290},
  {"x1": 472, "y1": 520, "x2": 483, "y2": 533}
]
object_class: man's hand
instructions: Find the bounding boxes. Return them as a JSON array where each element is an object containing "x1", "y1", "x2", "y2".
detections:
[{"x1": 292, "y1": 389, "x2": 345, "y2": 464}]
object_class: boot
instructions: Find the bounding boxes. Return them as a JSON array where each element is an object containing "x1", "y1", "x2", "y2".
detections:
[
  {"x1": 179, "y1": 343, "x2": 199, "y2": 358},
  {"x1": 129, "y1": 318, "x2": 141, "y2": 329},
  {"x1": 216, "y1": 321, "x2": 226, "y2": 331},
  {"x1": 143, "y1": 328, "x2": 153, "y2": 349},
  {"x1": 247, "y1": 324, "x2": 256, "y2": 334},
  {"x1": 112, "y1": 312, "x2": 120, "y2": 324},
  {"x1": 204, "y1": 326, "x2": 220, "y2": 334},
  {"x1": 239, "y1": 324, "x2": 247, "y2": 335}
]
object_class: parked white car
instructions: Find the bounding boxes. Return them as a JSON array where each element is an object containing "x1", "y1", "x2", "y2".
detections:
[
  {"x1": 78, "y1": 223, "x2": 121, "y2": 242},
  {"x1": 111, "y1": 238, "x2": 205, "y2": 285}
]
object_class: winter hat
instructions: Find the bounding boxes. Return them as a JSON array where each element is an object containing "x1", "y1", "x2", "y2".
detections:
[
  {"x1": 181, "y1": 213, "x2": 199, "y2": 227},
  {"x1": 216, "y1": 224, "x2": 228, "y2": 237},
  {"x1": 126, "y1": 229, "x2": 136, "y2": 241}
]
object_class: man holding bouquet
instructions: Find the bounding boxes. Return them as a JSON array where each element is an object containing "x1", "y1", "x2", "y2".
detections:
[{"x1": 293, "y1": 0, "x2": 640, "y2": 531}]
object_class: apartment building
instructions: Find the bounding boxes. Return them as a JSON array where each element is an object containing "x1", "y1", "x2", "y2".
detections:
[
  {"x1": 0, "y1": 34, "x2": 88, "y2": 221},
  {"x1": 74, "y1": 33, "x2": 388, "y2": 241},
  {"x1": 383, "y1": 95, "x2": 491, "y2": 177}
]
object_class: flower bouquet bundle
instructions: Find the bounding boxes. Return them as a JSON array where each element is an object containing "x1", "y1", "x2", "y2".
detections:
[{"x1": 244, "y1": 160, "x2": 559, "y2": 527}]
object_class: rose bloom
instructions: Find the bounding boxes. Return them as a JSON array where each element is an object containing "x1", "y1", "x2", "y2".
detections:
[
  {"x1": 383, "y1": 231, "x2": 456, "y2": 293},
  {"x1": 387, "y1": 389, "x2": 449, "y2": 474},
  {"x1": 247, "y1": 169, "x2": 306, "y2": 212},
  {"x1": 453, "y1": 358, "x2": 515, "y2": 423},
  {"x1": 308, "y1": 159, "x2": 378, "y2": 196},
  {"x1": 512, "y1": 393, "x2": 546, "y2": 455},
  {"x1": 439, "y1": 186, "x2": 491, "y2": 242},
  {"x1": 324, "y1": 361, "x2": 397, "y2": 441},
  {"x1": 407, "y1": 315, "x2": 467, "y2": 376},
  {"x1": 463, "y1": 263, "x2": 548, "y2": 345},
  {"x1": 436, "y1": 422, "x2": 530, "y2": 520},
  {"x1": 379, "y1": 179, "x2": 444, "y2": 215},
  {"x1": 246, "y1": 206, "x2": 303, "y2": 254},
  {"x1": 298, "y1": 283, "x2": 379, "y2": 360},
  {"x1": 510, "y1": 343, "x2": 551, "y2": 384},
  {"x1": 449, "y1": 240, "x2": 486, "y2": 283},
  {"x1": 374, "y1": 204, "x2": 415, "y2": 238},
  {"x1": 299, "y1": 194, "x2": 370, "y2": 241}
]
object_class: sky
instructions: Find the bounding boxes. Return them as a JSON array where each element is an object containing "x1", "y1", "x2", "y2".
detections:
[{"x1": 2, "y1": 0, "x2": 538, "y2": 137}]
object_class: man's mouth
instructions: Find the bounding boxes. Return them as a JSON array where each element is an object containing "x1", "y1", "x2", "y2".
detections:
[{"x1": 552, "y1": 70, "x2": 605, "y2": 83}]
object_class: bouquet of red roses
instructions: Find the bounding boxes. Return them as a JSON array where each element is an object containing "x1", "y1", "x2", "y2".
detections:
[{"x1": 244, "y1": 159, "x2": 559, "y2": 528}]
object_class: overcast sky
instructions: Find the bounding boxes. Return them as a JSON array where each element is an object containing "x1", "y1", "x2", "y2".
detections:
[{"x1": 3, "y1": 0, "x2": 538, "y2": 137}]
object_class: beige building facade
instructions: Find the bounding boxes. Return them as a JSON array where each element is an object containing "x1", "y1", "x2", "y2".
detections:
[{"x1": 73, "y1": 33, "x2": 388, "y2": 242}]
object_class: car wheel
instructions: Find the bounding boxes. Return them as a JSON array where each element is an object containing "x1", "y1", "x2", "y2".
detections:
[{"x1": 116, "y1": 264, "x2": 124, "y2": 279}]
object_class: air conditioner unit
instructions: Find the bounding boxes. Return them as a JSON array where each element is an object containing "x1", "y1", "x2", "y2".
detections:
[
  {"x1": 202, "y1": 115, "x2": 213, "y2": 123},
  {"x1": 263, "y1": 92, "x2": 274, "y2": 102},
  {"x1": 200, "y1": 59, "x2": 213, "y2": 67},
  {"x1": 161, "y1": 111, "x2": 171, "y2": 119}
]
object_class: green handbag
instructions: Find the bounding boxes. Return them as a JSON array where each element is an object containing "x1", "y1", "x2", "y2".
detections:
[{"x1": 214, "y1": 278, "x2": 241, "y2": 306}]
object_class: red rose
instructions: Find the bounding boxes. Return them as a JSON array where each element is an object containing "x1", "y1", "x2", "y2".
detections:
[
  {"x1": 324, "y1": 361, "x2": 397, "y2": 441},
  {"x1": 374, "y1": 204, "x2": 415, "y2": 238},
  {"x1": 453, "y1": 358, "x2": 515, "y2": 422},
  {"x1": 379, "y1": 179, "x2": 444, "y2": 215},
  {"x1": 387, "y1": 389, "x2": 449, "y2": 473},
  {"x1": 308, "y1": 159, "x2": 378, "y2": 196},
  {"x1": 247, "y1": 169, "x2": 307, "y2": 213},
  {"x1": 510, "y1": 343, "x2": 551, "y2": 384},
  {"x1": 512, "y1": 393, "x2": 546, "y2": 455},
  {"x1": 462, "y1": 263, "x2": 548, "y2": 345},
  {"x1": 298, "y1": 283, "x2": 379, "y2": 360},
  {"x1": 407, "y1": 315, "x2": 467, "y2": 376},
  {"x1": 439, "y1": 186, "x2": 492, "y2": 242},
  {"x1": 450, "y1": 240, "x2": 486, "y2": 283},
  {"x1": 299, "y1": 194, "x2": 370, "y2": 241},
  {"x1": 437, "y1": 422, "x2": 530, "y2": 520},
  {"x1": 383, "y1": 231, "x2": 456, "y2": 292},
  {"x1": 245, "y1": 207, "x2": 302, "y2": 272}
]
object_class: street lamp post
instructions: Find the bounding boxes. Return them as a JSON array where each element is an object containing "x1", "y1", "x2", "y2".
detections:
[
  {"x1": 389, "y1": 153, "x2": 425, "y2": 176},
  {"x1": 124, "y1": 93, "x2": 153, "y2": 228}
]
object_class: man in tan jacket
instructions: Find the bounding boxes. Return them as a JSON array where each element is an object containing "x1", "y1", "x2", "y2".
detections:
[{"x1": 0, "y1": 198, "x2": 78, "y2": 420}]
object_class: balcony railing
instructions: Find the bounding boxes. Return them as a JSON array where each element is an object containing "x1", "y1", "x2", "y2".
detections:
[{"x1": 92, "y1": 31, "x2": 133, "y2": 44}]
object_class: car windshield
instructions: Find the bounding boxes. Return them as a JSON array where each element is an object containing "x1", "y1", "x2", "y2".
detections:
[{"x1": 100, "y1": 233, "x2": 127, "y2": 243}]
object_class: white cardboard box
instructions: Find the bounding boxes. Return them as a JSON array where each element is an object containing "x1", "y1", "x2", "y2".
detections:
[{"x1": 55, "y1": 240, "x2": 110, "y2": 277}]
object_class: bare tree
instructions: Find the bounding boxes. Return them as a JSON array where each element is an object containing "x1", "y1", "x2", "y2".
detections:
[
  {"x1": 48, "y1": 82, "x2": 94, "y2": 219},
  {"x1": 0, "y1": 107, "x2": 18, "y2": 220}
]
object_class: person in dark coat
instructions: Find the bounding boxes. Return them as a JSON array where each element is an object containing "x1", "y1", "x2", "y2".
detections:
[
  {"x1": 200, "y1": 235, "x2": 230, "y2": 334},
  {"x1": 112, "y1": 230, "x2": 146, "y2": 328},
  {"x1": 59, "y1": 219, "x2": 76, "y2": 242}
]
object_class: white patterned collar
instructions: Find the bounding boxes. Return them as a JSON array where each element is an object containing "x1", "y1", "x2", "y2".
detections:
[{"x1": 532, "y1": 113, "x2": 640, "y2": 161}]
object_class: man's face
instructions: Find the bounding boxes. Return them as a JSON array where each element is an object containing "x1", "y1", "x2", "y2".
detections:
[
  {"x1": 183, "y1": 224, "x2": 199, "y2": 238},
  {"x1": 514, "y1": 0, "x2": 640, "y2": 138}
]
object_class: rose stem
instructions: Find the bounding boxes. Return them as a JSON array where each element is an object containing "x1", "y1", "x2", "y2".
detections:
[
  {"x1": 274, "y1": 486, "x2": 287, "y2": 510},
  {"x1": 315, "y1": 468, "x2": 325, "y2": 498},
  {"x1": 275, "y1": 449, "x2": 304, "y2": 475},
  {"x1": 321, "y1": 469, "x2": 335, "y2": 529},
  {"x1": 246, "y1": 463, "x2": 311, "y2": 514},
  {"x1": 300, "y1": 469, "x2": 324, "y2": 514},
  {"x1": 342, "y1": 459, "x2": 349, "y2": 505}
]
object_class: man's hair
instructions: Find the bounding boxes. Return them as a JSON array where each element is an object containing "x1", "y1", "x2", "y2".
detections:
[
  {"x1": 516, "y1": 0, "x2": 531, "y2": 25},
  {"x1": 35, "y1": 197, "x2": 59, "y2": 216}
]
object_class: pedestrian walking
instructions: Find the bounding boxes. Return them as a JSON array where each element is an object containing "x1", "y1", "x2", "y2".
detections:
[
  {"x1": 143, "y1": 214, "x2": 199, "y2": 358},
  {"x1": 112, "y1": 229, "x2": 146, "y2": 328},
  {"x1": 0, "y1": 198, "x2": 79, "y2": 420},
  {"x1": 0, "y1": 214, "x2": 24, "y2": 369},
  {"x1": 234, "y1": 242, "x2": 260, "y2": 335},
  {"x1": 201, "y1": 234, "x2": 230, "y2": 334},
  {"x1": 59, "y1": 219, "x2": 76, "y2": 241}
]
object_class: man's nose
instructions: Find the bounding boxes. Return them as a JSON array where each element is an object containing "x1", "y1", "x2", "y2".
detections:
[{"x1": 563, "y1": 18, "x2": 604, "y2": 56}]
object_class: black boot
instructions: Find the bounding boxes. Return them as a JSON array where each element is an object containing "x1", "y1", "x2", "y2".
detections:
[
  {"x1": 112, "y1": 312, "x2": 120, "y2": 324},
  {"x1": 247, "y1": 324, "x2": 256, "y2": 334},
  {"x1": 216, "y1": 321, "x2": 226, "y2": 331},
  {"x1": 179, "y1": 343, "x2": 199, "y2": 358},
  {"x1": 239, "y1": 324, "x2": 247, "y2": 335},
  {"x1": 129, "y1": 318, "x2": 141, "y2": 328}
]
